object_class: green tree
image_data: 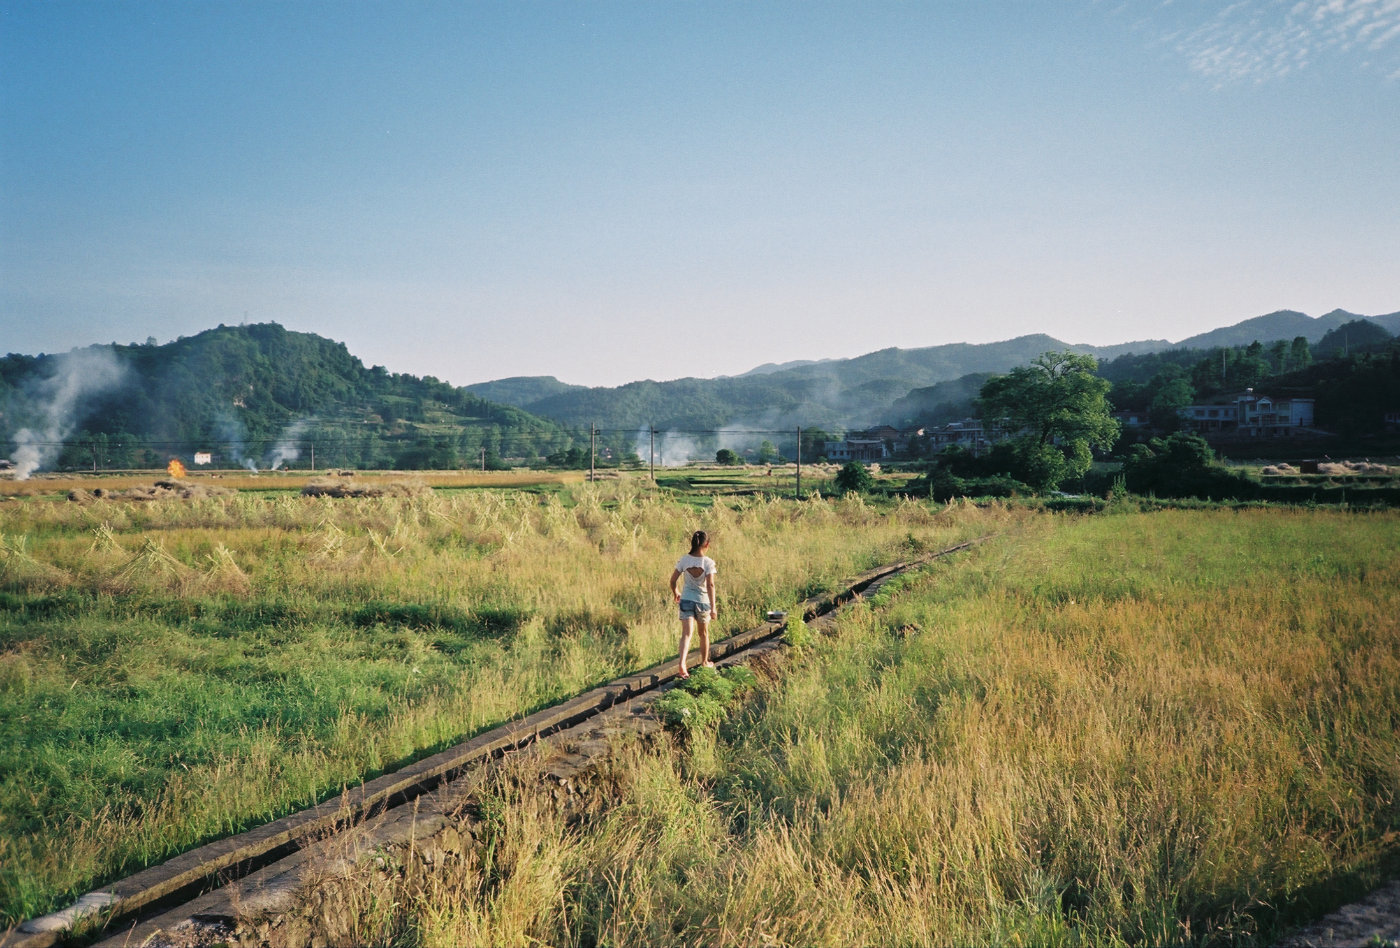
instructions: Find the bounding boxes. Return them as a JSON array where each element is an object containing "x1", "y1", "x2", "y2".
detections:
[
  {"x1": 799, "y1": 427, "x2": 832, "y2": 461},
  {"x1": 1289, "y1": 336, "x2": 1313, "y2": 371},
  {"x1": 834, "y1": 460, "x2": 875, "y2": 493},
  {"x1": 978, "y1": 351, "x2": 1119, "y2": 490},
  {"x1": 1148, "y1": 376, "x2": 1195, "y2": 432},
  {"x1": 755, "y1": 440, "x2": 779, "y2": 464},
  {"x1": 1122, "y1": 432, "x2": 1256, "y2": 500},
  {"x1": 715, "y1": 448, "x2": 741, "y2": 466}
]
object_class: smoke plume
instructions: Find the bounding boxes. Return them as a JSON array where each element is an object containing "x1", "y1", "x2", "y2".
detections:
[
  {"x1": 633, "y1": 427, "x2": 706, "y2": 467},
  {"x1": 213, "y1": 411, "x2": 258, "y2": 471},
  {"x1": 266, "y1": 419, "x2": 311, "y2": 470},
  {"x1": 9, "y1": 347, "x2": 127, "y2": 479}
]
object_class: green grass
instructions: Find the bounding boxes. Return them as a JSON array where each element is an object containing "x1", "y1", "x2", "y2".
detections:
[{"x1": 0, "y1": 476, "x2": 986, "y2": 925}]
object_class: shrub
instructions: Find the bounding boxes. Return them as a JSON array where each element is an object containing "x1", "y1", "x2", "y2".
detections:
[
  {"x1": 783, "y1": 613, "x2": 815, "y2": 650},
  {"x1": 834, "y1": 461, "x2": 875, "y2": 494},
  {"x1": 653, "y1": 665, "x2": 756, "y2": 732},
  {"x1": 912, "y1": 469, "x2": 1029, "y2": 502},
  {"x1": 1122, "y1": 432, "x2": 1258, "y2": 500}
]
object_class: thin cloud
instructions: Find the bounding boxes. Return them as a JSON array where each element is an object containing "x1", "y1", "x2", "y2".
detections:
[{"x1": 1165, "y1": 0, "x2": 1400, "y2": 82}]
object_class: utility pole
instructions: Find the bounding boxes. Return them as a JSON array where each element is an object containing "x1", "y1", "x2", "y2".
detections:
[
  {"x1": 649, "y1": 426, "x2": 655, "y2": 481},
  {"x1": 795, "y1": 426, "x2": 802, "y2": 500},
  {"x1": 590, "y1": 424, "x2": 596, "y2": 482},
  {"x1": 480, "y1": 445, "x2": 486, "y2": 471},
  {"x1": 309, "y1": 442, "x2": 315, "y2": 471}
]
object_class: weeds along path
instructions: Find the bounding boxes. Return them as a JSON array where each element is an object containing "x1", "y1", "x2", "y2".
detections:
[{"x1": 4, "y1": 537, "x2": 989, "y2": 948}]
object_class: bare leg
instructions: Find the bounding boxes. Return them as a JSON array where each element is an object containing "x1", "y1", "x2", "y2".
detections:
[
  {"x1": 678, "y1": 616, "x2": 694, "y2": 677},
  {"x1": 696, "y1": 617, "x2": 712, "y2": 667}
]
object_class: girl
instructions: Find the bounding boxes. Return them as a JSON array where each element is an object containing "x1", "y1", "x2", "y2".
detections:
[{"x1": 669, "y1": 529, "x2": 717, "y2": 678}]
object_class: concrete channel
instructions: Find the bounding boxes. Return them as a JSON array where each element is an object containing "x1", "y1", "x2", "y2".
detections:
[{"x1": 4, "y1": 541, "x2": 980, "y2": 948}]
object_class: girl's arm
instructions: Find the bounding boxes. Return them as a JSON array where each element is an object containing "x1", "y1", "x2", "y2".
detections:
[
  {"x1": 669, "y1": 568, "x2": 682, "y2": 602},
  {"x1": 706, "y1": 574, "x2": 717, "y2": 616}
]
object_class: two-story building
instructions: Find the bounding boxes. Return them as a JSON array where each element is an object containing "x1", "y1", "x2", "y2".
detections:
[
  {"x1": 823, "y1": 438, "x2": 888, "y2": 461},
  {"x1": 1181, "y1": 389, "x2": 1316, "y2": 437}
]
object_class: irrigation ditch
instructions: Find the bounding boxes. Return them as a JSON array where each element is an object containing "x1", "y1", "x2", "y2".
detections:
[{"x1": 3, "y1": 539, "x2": 984, "y2": 948}]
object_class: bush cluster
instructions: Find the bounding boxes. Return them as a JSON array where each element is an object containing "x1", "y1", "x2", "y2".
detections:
[
  {"x1": 1122, "y1": 432, "x2": 1257, "y2": 500},
  {"x1": 652, "y1": 665, "x2": 757, "y2": 732}
]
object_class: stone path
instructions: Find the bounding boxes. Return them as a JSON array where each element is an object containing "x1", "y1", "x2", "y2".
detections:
[{"x1": 1277, "y1": 880, "x2": 1400, "y2": 948}]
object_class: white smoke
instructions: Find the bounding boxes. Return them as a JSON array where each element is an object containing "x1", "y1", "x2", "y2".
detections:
[
  {"x1": 213, "y1": 411, "x2": 258, "y2": 471},
  {"x1": 212, "y1": 414, "x2": 312, "y2": 471},
  {"x1": 633, "y1": 427, "x2": 704, "y2": 467},
  {"x1": 9, "y1": 347, "x2": 127, "y2": 479},
  {"x1": 633, "y1": 426, "x2": 788, "y2": 467},
  {"x1": 715, "y1": 426, "x2": 779, "y2": 460},
  {"x1": 266, "y1": 418, "x2": 311, "y2": 470}
]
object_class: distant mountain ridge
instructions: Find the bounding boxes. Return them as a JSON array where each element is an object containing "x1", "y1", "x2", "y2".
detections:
[
  {"x1": 1173, "y1": 309, "x2": 1400, "y2": 349},
  {"x1": 466, "y1": 308, "x2": 1399, "y2": 431}
]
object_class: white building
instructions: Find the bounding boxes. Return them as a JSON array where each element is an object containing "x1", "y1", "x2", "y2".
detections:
[
  {"x1": 1182, "y1": 389, "x2": 1316, "y2": 437},
  {"x1": 824, "y1": 439, "x2": 887, "y2": 461}
]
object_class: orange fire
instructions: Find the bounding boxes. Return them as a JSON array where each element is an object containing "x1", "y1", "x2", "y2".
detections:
[{"x1": 167, "y1": 459, "x2": 187, "y2": 478}]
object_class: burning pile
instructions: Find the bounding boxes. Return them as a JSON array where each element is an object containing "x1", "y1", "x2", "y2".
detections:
[{"x1": 167, "y1": 459, "x2": 187, "y2": 478}]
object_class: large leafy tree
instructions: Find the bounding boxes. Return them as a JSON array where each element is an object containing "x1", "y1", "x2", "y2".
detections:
[{"x1": 978, "y1": 351, "x2": 1119, "y2": 490}]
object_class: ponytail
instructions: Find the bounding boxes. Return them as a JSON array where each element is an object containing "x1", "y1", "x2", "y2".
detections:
[{"x1": 689, "y1": 530, "x2": 708, "y2": 555}]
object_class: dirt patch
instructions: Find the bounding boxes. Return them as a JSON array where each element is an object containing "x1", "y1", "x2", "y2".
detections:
[
  {"x1": 1279, "y1": 879, "x2": 1400, "y2": 947},
  {"x1": 300, "y1": 480, "x2": 429, "y2": 498},
  {"x1": 67, "y1": 481, "x2": 234, "y2": 503}
]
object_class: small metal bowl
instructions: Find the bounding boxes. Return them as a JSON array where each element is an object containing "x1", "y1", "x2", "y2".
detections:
[{"x1": 765, "y1": 610, "x2": 788, "y2": 622}]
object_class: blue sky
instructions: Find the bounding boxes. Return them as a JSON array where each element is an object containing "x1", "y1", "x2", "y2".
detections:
[{"x1": 3, "y1": 1, "x2": 1398, "y2": 387}]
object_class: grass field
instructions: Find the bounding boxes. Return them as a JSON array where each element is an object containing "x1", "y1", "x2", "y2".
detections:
[
  {"x1": 0, "y1": 473, "x2": 983, "y2": 926},
  {"x1": 315, "y1": 506, "x2": 1400, "y2": 947}
]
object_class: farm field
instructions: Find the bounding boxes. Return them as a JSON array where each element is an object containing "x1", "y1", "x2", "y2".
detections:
[
  {"x1": 1, "y1": 473, "x2": 1397, "y2": 944},
  {"x1": 0, "y1": 472, "x2": 976, "y2": 926},
  {"x1": 361, "y1": 505, "x2": 1400, "y2": 947}
]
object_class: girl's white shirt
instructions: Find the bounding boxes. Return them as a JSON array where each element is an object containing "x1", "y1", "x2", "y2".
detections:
[{"x1": 675, "y1": 554, "x2": 717, "y2": 605}]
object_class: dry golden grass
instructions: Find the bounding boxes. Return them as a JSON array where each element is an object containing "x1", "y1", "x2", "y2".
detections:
[
  {"x1": 0, "y1": 467, "x2": 583, "y2": 499},
  {"x1": 356, "y1": 507, "x2": 1400, "y2": 947}
]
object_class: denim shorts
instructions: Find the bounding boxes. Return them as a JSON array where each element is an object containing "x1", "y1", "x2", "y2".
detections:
[{"x1": 679, "y1": 599, "x2": 711, "y2": 620}]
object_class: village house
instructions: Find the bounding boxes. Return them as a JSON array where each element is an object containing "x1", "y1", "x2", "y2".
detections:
[
  {"x1": 826, "y1": 420, "x2": 1005, "y2": 461},
  {"x1": 860, "y1": 425, "x2": 903, "y2": 445},
  {"x1": 923, "y1": 418, "x2": 999, "y2": 455},
  {"x1": 823, "y1": 438, "x2": 888, "y2": 462},
  {"x1": 1181, "y1": 389, "x2": 1316, "y2": 437}
]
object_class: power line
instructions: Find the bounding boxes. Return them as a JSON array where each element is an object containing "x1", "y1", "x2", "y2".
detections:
[{"x1": 5, "y1": 426, "x2": 856, "y2": 450}]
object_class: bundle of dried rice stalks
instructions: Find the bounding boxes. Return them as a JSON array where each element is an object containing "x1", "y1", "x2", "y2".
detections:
[
  {"x1": 301, "y1": 480, "x2": 428, "y2": 499},
  {"x1": 1317, "y1": 461, "x2": 1392, "y2": 476},
  {"x1": 68, "y1": 481, "x2": 234, "y2": 503},
  {"x1": 0, "y1": 533, "x2": 71, "y2": 591},
  {"x1": 107, "y1": 538, "x2": 196, "y2": 594},
  {"x1": 202, "y1": 543, "x2": 251, "y2": 595}
]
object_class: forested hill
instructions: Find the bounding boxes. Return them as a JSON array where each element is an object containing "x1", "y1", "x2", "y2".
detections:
[
  {"x1": 466, "y1": 334, "x2": 1142, "y2": 432},
  {"x1": 466, "y1": 309, "x2": 1400, "y2": 431},
  {"x1": 0, "y1": 323, "x2": 574, "y2": 473}
]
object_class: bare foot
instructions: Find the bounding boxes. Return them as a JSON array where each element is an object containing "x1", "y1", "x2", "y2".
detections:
[
  {"x1": 702, "y1": 661, "x2": 715, "y2": 669},
  {"x1": 677, "y1": 667, "x2": 690, "y2": 679}
]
